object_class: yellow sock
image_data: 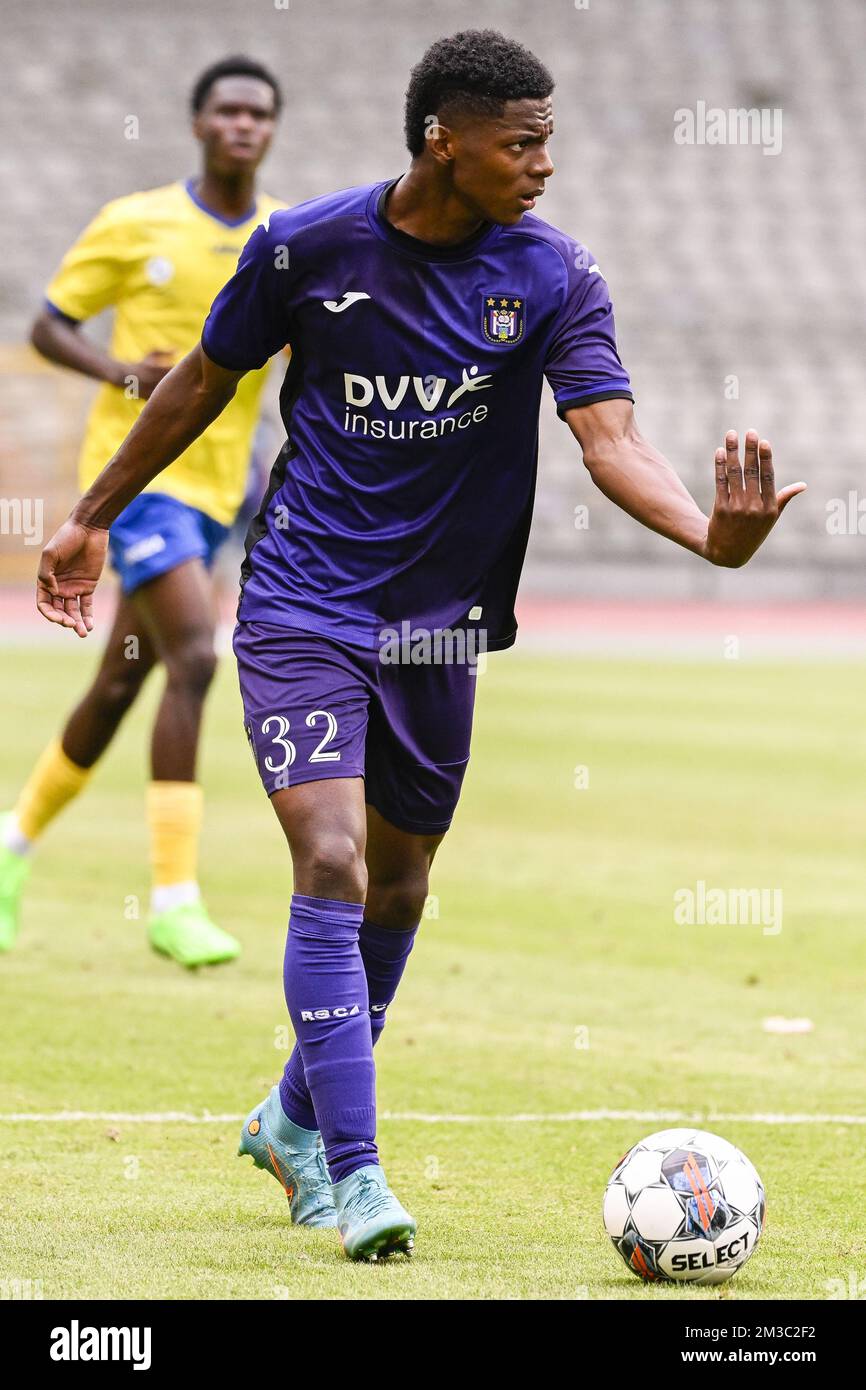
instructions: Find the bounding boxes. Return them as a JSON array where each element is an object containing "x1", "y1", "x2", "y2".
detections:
[
  {"x1": 14, "y1": 737, "x2": 92, "y2": 842},
  {"x1": 146, "y1": 781, "x2": 203, "y2": 891}
]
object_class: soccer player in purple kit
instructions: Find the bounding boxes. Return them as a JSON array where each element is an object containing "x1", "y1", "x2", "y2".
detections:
[{"x1": 36, "y1": 31, "x2": 805, "y2": 1261}]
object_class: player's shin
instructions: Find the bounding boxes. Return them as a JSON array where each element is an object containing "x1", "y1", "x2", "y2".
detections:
[
  {"x1": 146, "y1": 781, "x2": 240, "y2": 966},
  {"x1": 9, "y1": 736, "x2": 93, "y2": 848},
  {"x1": 146, "y1": 780, "x2": 203, "y2": 911},
  {"x1": 359, "y1": 917, "x2": 419, "y2": 1046},
  {"x1": 282, "y1": 893, "x2": 378, "y2": 1183},
  {"x1": 279, "y1": 915, "x2": 419, "y2": 1122},
  {"x1": 0, "y1": 739, "x2": 93, "y2": 950},
  {"x1": 279, "y1": 1046, "x2": 318, "y2": 1130}
]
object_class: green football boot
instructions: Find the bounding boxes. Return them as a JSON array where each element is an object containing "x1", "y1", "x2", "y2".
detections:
[
  {"x1": 0, "y1": 816, "x2": 31, "y2": 952},
  {"x1": 238, "y1": 1084, "x2": 337, "y2": 1228},
  {"x1": 333, "y1": 1165, "x2": 416, "y2": 1261},
  {"x1": 147, "y1": 900, "x2": 240, "y2": 967}
]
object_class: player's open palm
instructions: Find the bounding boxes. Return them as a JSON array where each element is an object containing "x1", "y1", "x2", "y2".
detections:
[
  {"x1": 703, "y1": 430, "x2": 805, "y2": 568},
  {"x1": 36, "y1": 518, "x2": 109, "y2": 638}
]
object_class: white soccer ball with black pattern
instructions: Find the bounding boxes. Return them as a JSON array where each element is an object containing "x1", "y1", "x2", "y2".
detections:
[{"x1": 603, "y1": 1128, "x2": 766, "y2": 1284}]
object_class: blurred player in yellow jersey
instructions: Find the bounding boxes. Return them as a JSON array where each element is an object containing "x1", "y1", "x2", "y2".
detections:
[{"x1": 0, "y1": 56, "x2": 285, "y2": 966}]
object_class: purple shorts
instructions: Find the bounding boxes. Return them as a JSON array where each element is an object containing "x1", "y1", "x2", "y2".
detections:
[{"x1": 233, "y1": 621, "x2": 477, "y2": 835}]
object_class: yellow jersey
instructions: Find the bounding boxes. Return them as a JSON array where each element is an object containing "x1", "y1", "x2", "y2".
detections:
[{"x1": 45, "y1": 180, "x2": 285, "y2": 526}]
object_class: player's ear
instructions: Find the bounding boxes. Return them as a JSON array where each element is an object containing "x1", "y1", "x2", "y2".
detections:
[{"x1": 423, "y1": 119, "x2": 456, "y2": 167}]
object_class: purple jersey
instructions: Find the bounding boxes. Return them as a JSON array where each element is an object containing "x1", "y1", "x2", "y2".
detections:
[{"x1": 202, "y1": 179, "x2": 633, "y2": 650}]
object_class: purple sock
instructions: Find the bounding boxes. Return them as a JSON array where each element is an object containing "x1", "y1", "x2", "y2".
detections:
[
  {"x1": 281, "y1": 893, "x2": 377, "y2": 1183},
  {"x1": 359, "y1": 918, "x2": 419, "y2": 1047},
  {"x1": 280, "y1": 917, "x2": 419, "y2": 1130},
  {"x1": 279, "y1": 1045, "x2": 318, "y2": 1132}
]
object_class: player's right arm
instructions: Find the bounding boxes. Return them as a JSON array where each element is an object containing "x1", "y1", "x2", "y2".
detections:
[
  {"x1": 31, "y1": 199, "x2": 173, "y2": 398},
  {"x1": 37, "y1": 214, "x2": 293, "y2": 637},
  {"x1": 36, "y1": 345, "x2": 246, "y2": 636},
  {"x1": 31, "y1": 309, "x2": 173, "y2": 399}
]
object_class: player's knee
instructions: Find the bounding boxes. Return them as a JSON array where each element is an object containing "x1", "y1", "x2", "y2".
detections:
[
  {"x1": 164, "y1": 636, "x2": 218, "y2": 699},
  {"x1": 301, "y1": 835, "x2": 368, "y2": 902},
  {"x1": 367, "y1": 873, "x2": 429, "y2": 929},
  {"x1": 94, "y1": 665, "x2": 148, "y2": 714}
]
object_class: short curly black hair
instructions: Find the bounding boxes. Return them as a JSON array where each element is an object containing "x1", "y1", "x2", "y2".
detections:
[
  {"x1": 404, "y1": 29, "x2": 554, "y2": 156},
  {"x1": 191, "y1": 55, "x2": 283, "y2": 115}
]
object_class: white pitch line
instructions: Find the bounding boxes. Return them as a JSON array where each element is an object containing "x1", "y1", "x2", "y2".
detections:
[
  {"x1": 389, "y1": 1110, "x2": 866, "y2": 1126},
  {"x1": 0, "y1": 1109, "x2": 864, "y2": 1125},
  {"x1": 0, "y1": 1111, "x2": 243, "y2": 1124}
]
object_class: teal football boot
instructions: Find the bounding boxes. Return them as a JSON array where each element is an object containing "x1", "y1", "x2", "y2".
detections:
[
  {"x1": 332, "y1": 1165, "x2": 416, "y2": 1261},
  {"x1": 238, "y1": 1084, "x2": 336, "y2": 1228},
  {"x1": 0, "y1": 816, "x2": 31, "y2": 952}
]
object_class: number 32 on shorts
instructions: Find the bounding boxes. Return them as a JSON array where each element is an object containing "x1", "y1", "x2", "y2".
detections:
[{"x1": 259, "y1": 709, "x2": 340, "y2": 772}]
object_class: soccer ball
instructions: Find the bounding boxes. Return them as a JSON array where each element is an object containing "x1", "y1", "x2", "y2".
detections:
[{"x1": 602, "y1": 1128, "x2": 766, "y2": 1284}]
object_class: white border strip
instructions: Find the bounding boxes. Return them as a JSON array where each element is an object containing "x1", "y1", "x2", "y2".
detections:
[{"x1": 0, "y1": 1108, "x2": 863, "y2": 1125}]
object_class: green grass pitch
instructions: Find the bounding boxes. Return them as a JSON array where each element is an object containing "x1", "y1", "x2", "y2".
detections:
[{"x1": 1, "y1": 644, "x2": 864, "y2": 1299}]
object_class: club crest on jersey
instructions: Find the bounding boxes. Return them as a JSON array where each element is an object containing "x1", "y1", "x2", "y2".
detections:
[
  {"x1": 482, "y1": 293, "x2": 525, "y2": 344},
  {"x1": 145, "y1": 256, "x2": 174, "y2": 286}
]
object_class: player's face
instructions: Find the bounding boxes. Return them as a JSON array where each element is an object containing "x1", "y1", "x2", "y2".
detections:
[
  {"x1": 451, "y1": 97, "x2": 555, "y2": 225},
  {"x1": 193, "y1": 76, "x2": 278, "y2": 174}
]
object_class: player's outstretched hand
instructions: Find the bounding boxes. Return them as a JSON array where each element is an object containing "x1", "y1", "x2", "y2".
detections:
[
  {"x1": 702, "y1": 430, "x2": 806, "y2": 568},
  {"x1": 36, "y1": 518, "x2": 109, "y2": 638}
]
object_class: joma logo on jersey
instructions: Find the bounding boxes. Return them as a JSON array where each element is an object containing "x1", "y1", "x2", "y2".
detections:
[
  {"x1": 482, "y1": 293, "x2": 525, "y2": 344},
  {"x1": 300, "y1": 1005, "x2": 361, "y2": 1020},
  {"x1": 344, "y1": 367, "x2": 492, "y2": 412}
]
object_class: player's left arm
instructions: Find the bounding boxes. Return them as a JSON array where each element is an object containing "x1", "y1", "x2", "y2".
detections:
[{"x1": 564, "y1": 398, "x2": 806, "y2": 567}]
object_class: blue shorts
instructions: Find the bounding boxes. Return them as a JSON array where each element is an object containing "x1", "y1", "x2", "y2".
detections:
[
  {"x1": 233, "y1": 621, "x2": 478, "y2": 836},
  {"x1": 108, "y1": 493, "x2": 230, "y2": 596}
]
